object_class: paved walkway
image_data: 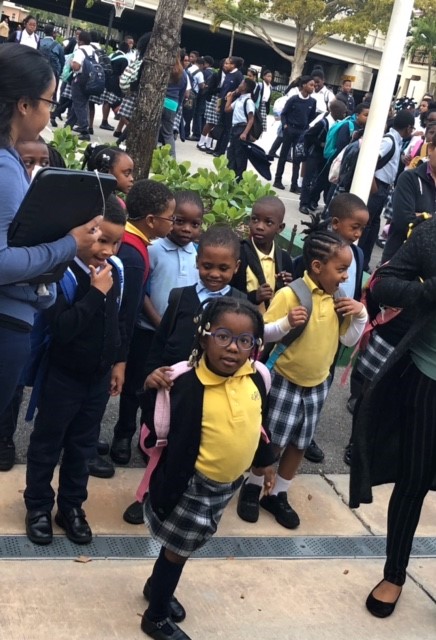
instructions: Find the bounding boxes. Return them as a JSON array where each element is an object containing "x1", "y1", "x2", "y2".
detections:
[{"x1": 1, "y1": 467, "x2": 435, "y2": 639}]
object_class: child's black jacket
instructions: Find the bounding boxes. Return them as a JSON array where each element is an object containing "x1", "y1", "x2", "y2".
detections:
[
  {"x1": 140, "y1": 366, "x2": 275, "y2": 520},
  {"x1": 230, "y1": 239, "x2": 294, "y2": 306}
]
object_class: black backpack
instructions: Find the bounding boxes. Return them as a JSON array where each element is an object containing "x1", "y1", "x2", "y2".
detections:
[
  {"x1": 77, "y1": 49, "x2": 106, "y2": 96},
  {"x1": 40, "y1": 40, "x2": 62, "y2": 77},
  {"x1": 91, "y1": 45, "x2": 113, "y2": 89},
  {"x1": 243, "y1": 98, "x2": 263, "y2": 141}
]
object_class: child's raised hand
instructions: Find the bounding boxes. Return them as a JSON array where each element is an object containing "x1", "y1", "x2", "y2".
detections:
[
  {"x1": 288, "y1": 305, "x2": 308, "y2": 328},
  {"x1": 256, "y1": 283, "x2": 274, "y2": 303},
  {"x1": 276, "y1": 271, "x2": 293, "y2": 286},
  {"x1": 334, "y1": 297, "x2": 365, "y2": 317},
  {"x1": 90, "y1": 263, "x2": 113, "y2": 295},
  {"x1": 145, "y1": 366, "x2": 174, "y2": 390}
]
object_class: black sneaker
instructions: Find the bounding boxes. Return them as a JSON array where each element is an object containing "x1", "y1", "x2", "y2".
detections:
[
  {"x1": 0, "y1": 437, "x2": 15, "y2": 471},
  {"x1": 141, "y1": 613, "x2": 191, "y2": 639},
  {"x1": 100, "y1": 122, "x2": 115, "y2": 131},
  {"x1": 304, "y1": 439, "x2": 325, "y2": 463},
  {"x1": 273, "y1": 181, "x2": 285, "y2": 190},
  {"x1": 260, "y1": 492, "x2": 300, "y2": 529},
  {"x1": 290, "y1": 185, "x2": 301, "y2": 194},
  {"x1": 299, "y1": 205, "x2": 311, "y2": 215},
  {"x1": 236, "y1": 478, "x2": 262, "y2": 523},
  {"x1": 343, "y1": 443, "x2": 353, "y2": 466}
]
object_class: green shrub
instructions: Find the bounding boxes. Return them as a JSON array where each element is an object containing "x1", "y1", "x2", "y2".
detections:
[
  {"x1": 49, "y1": 126, "x2": 89, "y2": 170},
  {"x1": 151, "y1": 145, "x2": 276, "y2": 229}
]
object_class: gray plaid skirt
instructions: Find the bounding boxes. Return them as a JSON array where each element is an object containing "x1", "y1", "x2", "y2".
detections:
[
  {"x1": 144, "y1": 471, "x2": 243, "y2": 557},
  {"x1": 101, "y1": 89, "x2": 122, "y2": 107},
  {"x1": 356, "y1": 332, "x2": 395, "y2": 381},
  {"x1": 267, "y1": 370, "x2": 330, "y2": 450},
  {"x1": 61, "y1": 84, "x2": 72, "y2": 100},
  {"x1": 204, "y1": 96, "x2": 220, "y2": 125},
  {"x1": 173, "y1": 106, "x2": 183, "y2": 132},
  {"x1": 89, "y1": 94, "x2": 103, "y2": 105},
  {"x1": 119, "y1": 94, "x2": 136, "y2": 119},
  {"x1": 260, "y1": 101, "x2": 268, "y2": 132}
]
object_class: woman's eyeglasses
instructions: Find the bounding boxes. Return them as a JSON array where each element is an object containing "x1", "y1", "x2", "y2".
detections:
[
  {"x1": 39, "y1": 97, "x2": 59, "y2": 113},
  {"x1": 203, "y1": 328, "x2": 255, "y2": 351}
]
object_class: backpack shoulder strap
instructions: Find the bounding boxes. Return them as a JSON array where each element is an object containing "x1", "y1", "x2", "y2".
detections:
[
  {"x1": 166, "y1": 287, "x2": 184, "y2": 337},
  {"x1": 59, "y1": 267, "x2": 78, "y2": 305},
  {"x1": 274, "y1": 243, "x2": 283, "y2": 276},
  {"x1": 121, "y1": 230, "x2": 150, "y2": 282},
  {"x1": 241, "y1": 239, "x2": 267, "y2": 287},
  {"x1": 108, "y1": 255, "x2": 124, "y2": 308},
  {"x1": 279, "y1": 278, "x2": 313, "y2": 348},
  {"x1": 376, "y1": 133, "x2": 396, "y2": 170}
]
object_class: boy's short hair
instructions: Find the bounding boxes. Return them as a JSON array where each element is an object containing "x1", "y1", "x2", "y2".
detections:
[
  {"x1": 329, "y1": 193, "x2": 368, "y2": 219},
  {"x1": 244, "y1": 78, "x2": 256, "y2": 94},
  {"x1": 104, "y1": 194, "x2": 127, "y2": 226},
  {"x1": 126, "y1": 179, "x2": 174, "y2": 221},
  {"x1": 252, "y1": 196, "x2": 285, "y2": 221},
  {"x1": 197, "y1": 224, "x2": 240, "y2": 259},
  {"x1": 174, "y1": 190, "x2": 205, "y2": 215}
]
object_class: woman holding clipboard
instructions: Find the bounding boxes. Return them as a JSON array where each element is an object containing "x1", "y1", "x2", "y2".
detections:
[{"x1": 0, "y1": 44, "x2": 102, "y2": 416}]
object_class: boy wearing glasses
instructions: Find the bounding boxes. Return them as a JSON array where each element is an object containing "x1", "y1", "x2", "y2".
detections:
[{"x1": 109, "y1": 179, "x2": 176, "y2": 467}]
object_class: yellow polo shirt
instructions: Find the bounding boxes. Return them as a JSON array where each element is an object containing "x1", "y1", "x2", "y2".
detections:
[
  {"x1": 246, "y1": 241, "x2": 276, "y2": 315},
  {"x1": 194, "y1": 357, "x2": 263, "y2": 483},
  {"x1": 263, "y1": 272, "x2": 350, "y2": 387},
  {"x1": 124, "y1": 221, "x2": 151, "y2": 246}
]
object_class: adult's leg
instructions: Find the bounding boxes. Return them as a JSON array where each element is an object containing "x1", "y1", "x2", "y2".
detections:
[
  {"x1": 268, "y1": 135, "x2": 283, "y2": 158},
  {"x1": 214, "y1": 110, "x2": 233, "y2": 156},
  {"x1": 69, "y1": 82, "x2": 90, "y2": 134},
  {"x1": 300, "y1": 154, "x2": 322, "y2": 206},
  {"x1": 0, "y1": 385, "x2": 24, "y2": 440},
  {"x1": 358, "y1": 181, "x2": 390, "y2": 271},
  {"x1": 0, "y1": 328, "x2": 30, "y2": 415},
  {"x1": 160, "y1": 107, "x2": 177, "y2": 157},
  {"x1": 274, "y1": 129, "x2": 293, "y2": 184}
]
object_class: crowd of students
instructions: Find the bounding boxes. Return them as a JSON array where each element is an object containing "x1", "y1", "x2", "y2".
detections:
[{"x1": 1, "y1": 30, "x2": 436, "y2": 640}]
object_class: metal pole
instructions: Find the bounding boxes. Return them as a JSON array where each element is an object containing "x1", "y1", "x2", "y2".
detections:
[{"x1": 350, "y1": 0, "x2": 415, "y2": 202}]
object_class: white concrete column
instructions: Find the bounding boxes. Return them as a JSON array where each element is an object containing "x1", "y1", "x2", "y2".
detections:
[{"x1": 350, "y1": 0, "x2": 415, "y2": 202}]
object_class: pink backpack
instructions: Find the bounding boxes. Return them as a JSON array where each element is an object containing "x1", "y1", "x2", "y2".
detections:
[{"x1": 135, "y1": 360, "x2": 271, "y2": 502}]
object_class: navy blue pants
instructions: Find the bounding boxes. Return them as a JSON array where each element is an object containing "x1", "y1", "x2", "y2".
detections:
[
  {"x1": 0, "y1": 327, "x2": 30, "y2": 416},
  {"x1": 24, "y1": 365, "x2": 110, "y2": 513},
  {"x1": 227, "y1": 125, "x2": 248, "y2": 181},
  {"x1": 65, "y1": 82, "x2": 90, "y2": 134}
]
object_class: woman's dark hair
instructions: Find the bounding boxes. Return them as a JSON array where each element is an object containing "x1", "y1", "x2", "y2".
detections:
[
  {"x1": 301, "y1": 213, "x2": 348, "y2": 266},
  {"x1": 137, "y1": 33, "x2": 151, "y2": 59},
  {"x1": 0, "y1": 44, "x2": 53, "y2": 148},
  {"x1": 298, "y1": 75, "x2": 314, "y2": 88},
  {"x1": 248, "y1": 68, "x2": 259, "y2": 81},
  {"x1": 262, "y1": 69, "x2": 272, "y2": 78},
  {"x1": 197, "y1": 224, "x2": 240, "y2": 260},
  {"x1": 83, "y1": 143, "x2": 128, "y2": 173},
  {"x1": 188, "y1": 297, "x2": 264, "y2": 367},
  {"x1": 174, "y1": 190, "x2": 205, "y2": 215},
  {"x1": 104, "y1": 193, "x2": 127, "y2": 226},
  {"x1": 170, "y1": 56, "x2": 184, "y2": 84},
  {"x1": 23, "y1": 15, "x2": 36, "y2": 25}
]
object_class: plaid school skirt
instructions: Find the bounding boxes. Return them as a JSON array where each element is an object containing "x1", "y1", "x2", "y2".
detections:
[
  {"x1": 61, "y1": 84, "x2": 73, "y2": 100},
  {"x1": 260, "y1": 101, "x2": 268, "y2": 132},
  {"x1": 144, "y1": 471, "x2": 243, "y2": 557},
  {"x1": 89, "y1": 94, "x2": 103, "y2": 105},
  {"x1": 100, "y1": 89, "x2": 121, "y2": 107},
  {"x1": 356, "y1": 332, "x2": 395, "y2": 382},
  {"x1": 267, "y1": 370, "x2": 330, "y2": 450},
  {"x1": 173, "y1": 106, "x2": 183, "y2": 132},
  {"x1": 119, "y1": 94, "x2": 137, "y2": 119},
  {"x1": 204, "y1": 96, "x2": 220, "y2": 125}
]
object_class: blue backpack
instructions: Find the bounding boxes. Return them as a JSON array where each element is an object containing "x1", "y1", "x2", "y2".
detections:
[
  {"x1": 323, "y1": 117, "x2": 356, "y2": 161},
  {"x1": 24, "y1": 257, "x2": 124, "y2": 421},
  {"x1": 78, "y1": 49, "x2": 106, "y2": 96}
]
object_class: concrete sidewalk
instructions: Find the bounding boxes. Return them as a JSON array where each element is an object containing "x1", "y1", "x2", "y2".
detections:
[{"x1": 1, "y1": 467, "x2": 435, "y2": 639}]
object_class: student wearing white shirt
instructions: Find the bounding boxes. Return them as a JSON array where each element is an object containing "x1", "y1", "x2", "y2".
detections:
[
  {"x1": 64, "y1": 31, "x2": 94, "y2": 141},
  {"x1": 225, "y1": 78, "x2": 256, "y2": 181},
  {"x1": 8, "y1": 15, "x2": 39, "y2": 49},
  {"x1": 311, "y1": 68, "x2": 335, "y2": 114}
]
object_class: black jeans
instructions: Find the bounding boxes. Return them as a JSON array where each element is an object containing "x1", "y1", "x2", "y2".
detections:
[
  {"x1": 214, "y1": 109, "x2": 233, "y2": 156},
  {"x1": 0, "y1": 327, "x2": 30, "y2": 416},
  {"x1": 192, "y1": 96, "x2": 206, "y2": 138},
  {"x1": 0, "y1": 385, "x2": 24, "y2": 440},
  {"x1": 275, "y1": 127, "x2": 301, "y2": 186},
  {"x1": 358, "y1": 179, "x2": 391, "y2": 271},
  {"x1": 300, "y1": 152, "x2": 326, "y2": 206},
  {"x1": 24, "y1": 365, "x2": 110, "y2": 513},
  {"x1": 227, "y1": 125, "x2": 248, "y2": 180},
  {"x1": 113, "y1": 327, "x2": 155, "y2": 442}
]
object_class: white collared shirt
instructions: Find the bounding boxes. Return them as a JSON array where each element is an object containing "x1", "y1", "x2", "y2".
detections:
[{"x1": 19, "y1": 29, "x2": 39, "y2": 49}]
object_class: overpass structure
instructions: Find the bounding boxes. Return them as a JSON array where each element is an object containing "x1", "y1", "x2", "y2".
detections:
[{"x1": 5, "y1": 0, "x2": 402, "y2": 92}]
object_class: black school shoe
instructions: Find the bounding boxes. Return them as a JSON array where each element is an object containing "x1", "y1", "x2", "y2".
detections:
[
  {"x1": 304, "y1": 439, "x2": 325, "y2": 463},
  {"x1": 260, "y1": 492, "x2": 300, "y2": 529},
  {"x1": 366, "y1": 581, "x2": 402, "y2": 618},
  {"x1": 55, "y1": 507, "x2": 92, "y2": 544},
  {"x1": 237, "y1": 478, "x2": 261, "y2": 523},
  {"x1": 25, "y1": 510, "x2": 53, "y2": 545},
  {"x1": 87, "y1": 455, "x2": 115, "y2": 479},
  {"x1": 343, "y1": 443, "x2": 353, "y2": 466},
  {"x1": 141, "y1": 613, "x2": 191, "y2": 639},
  {"x1": 123, "y1": 500, "x2": 144, "y2": 525},
  {"x1": 143, "y1": 578, "x2": 186, "y2": 623},
  {"x1": 110, "y1": 436, "x2": 132, "y2": 464},
  {"x1": 0, "y1": 436, "x2": 15, "y2": 471}
]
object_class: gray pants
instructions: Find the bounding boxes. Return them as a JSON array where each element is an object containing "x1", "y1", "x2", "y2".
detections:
[
  {"x1": 66, "y1": 81, "x2": 90, "y2": 133},
  {"x1": 160, "y1": 107, "x2": 177, "y2": 157}
]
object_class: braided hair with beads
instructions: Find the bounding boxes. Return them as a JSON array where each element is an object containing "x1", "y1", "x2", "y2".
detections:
[
  {"x1": 301, "y1": 211, "x2": 348, "y2": 267},
  {"x1": 188, "y1": 297, "x2": 264, "y2": 368}
]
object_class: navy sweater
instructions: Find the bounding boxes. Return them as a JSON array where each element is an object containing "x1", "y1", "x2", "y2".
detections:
[{"x1": 281, "y1": 94, "x2": 317, "y2": 131}]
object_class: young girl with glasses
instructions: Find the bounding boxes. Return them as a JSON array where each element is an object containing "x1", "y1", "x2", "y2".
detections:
[{"x1": 139, "y1": 296, "x2": 275, "y2": 640}]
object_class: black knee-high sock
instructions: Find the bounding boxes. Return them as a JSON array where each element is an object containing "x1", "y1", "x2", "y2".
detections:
[{"x1": 147, "y1": 547, "x2": 185, "y2": 621}]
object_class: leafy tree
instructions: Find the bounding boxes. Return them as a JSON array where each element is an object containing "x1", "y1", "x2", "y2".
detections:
[
  {"x1": 406, "y1": 13, "x2": 436, "y2": 92},
  {"x1": 193, "y1": 0, "x2": 395, "y2": 80}
]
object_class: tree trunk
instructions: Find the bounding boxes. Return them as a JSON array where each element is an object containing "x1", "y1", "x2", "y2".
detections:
[
  {"x1": 66, "y1": 0, "x2": 75, "y2": 37},
  {"x1": 427, "y1": 53, "x2": 433, "y2": 92},
  {"x1": 229, "y1": 23, "x2": 235, "y2": 56},
  {"x1": 126, "y1": 0, "x2": 189, "y2": 180},
  {"x1": 290, "y1": 29, "x2": 311, "y2": 81}
]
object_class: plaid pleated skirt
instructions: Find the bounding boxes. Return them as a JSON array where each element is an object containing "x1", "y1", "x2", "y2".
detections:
[
  {"x1": 144, "y1": 471, "x2": 243, "y2": 557},
  {"x1": 173, "y1": 105, "x2": 183, "y2": 132},
  {"x1": 89, "y1": 94, "x2": 103, "y2": 105},
  {"x1": 100, "y1": 89, "x2": 122, "y2": 107},
  {"x1": 119, "y1": 94, "x2": 137, "y2": 119},
  {"x1": 260, "y1": 101, "x2": 268, "y2": 132},
  {"x1": 356, "y1": 332, "x2": 395, "y2": 381},
  {"x1": 61, "y1": 84, "x2": 72, "y2": 100},
  {"x1": 267, "y1": 370, "x2": 330, "y2": 450},
  {"x1": 204, "y1": 96, "x2": 220, "y2": 125}
]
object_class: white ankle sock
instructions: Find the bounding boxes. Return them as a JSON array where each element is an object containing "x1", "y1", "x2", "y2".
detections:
[
  {"x1": 271, "y1": 474, "x2": 291, "y2": 496},
  {"x1": 199, "y1": 135, "x2": 207, "y2": 146},
  {"x1": 205, "y1": 136, "x2": 213, "y2": 148},
  {"x1": 247, "y1": 471, "x2": 264, "y2": 487}
]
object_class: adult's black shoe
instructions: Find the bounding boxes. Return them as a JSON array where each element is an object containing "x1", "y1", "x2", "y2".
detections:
[
  {"x1": 187, "y1": 135, "x2": 200, "y2": 141},
  {"x1": 143, "y1": 578, "x2": 186, "y2": 622},
  {"x1": 100, "y1": 122, "x2": 115, "y2": 131},
  {"x1": 309, "y1": 202, "x2": 318, "y2": 211},
  {"x1": 55, "y1": 507, "x2": 92, "y2": 545},
  {"x1": 78, "y1": 133, "x2": 91, "y2": 141},
  {"x1": 290, "y1": 185, "x2": 301, "y2": 194},
  {"x1": 88, "y1": 455, "x2": 115, "y2": 479},
  {"x1": 299, "y1": 206, "x2": 311, "y2": 215},
  {"x1": 97, "y1": 439, "x2": 110, "y2": 456},
  {"x1": 0, "y1": 436, "x2": 15, "y2": 471},
  {"x1": 141, "y1": 613, "x2": 191, "y2": 639},
  {"x1": 273, "y1": 181, "x2": 285, "y2": 190},
  {"x1": 25, "y1": 510, "x2": 53, "y2": 545},
  {"x1": 110, "y1": 437, "x2": 132, "y2": 465},
  {"x1": 123, "y1": 500, "x2": 144, "y2": 525},
  {"x1": 205, "y1": 148, "x2": 215, "y2": 154},
  {"x1": 366, "y1": 580, "x2": 402, "y2": 618},
  {"x1": 343, "y1": 443, "x2": 353, "y2": 466},
  {"x1": 304, "y1": 439, "x2": 325, "y2": 463}
]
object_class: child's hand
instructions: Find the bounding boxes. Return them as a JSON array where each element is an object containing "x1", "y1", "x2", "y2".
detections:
[
  {"x1": 288, "y1": 305, "x2": 308, "y2": 328},
  {"x1": 90, "y1": 263, "x2": 113, "y2": 295},
  {"x1": 262, "y1": 466, "x2": 276, "y2": 496},
  {"x1": 69, "y1": 215, "x2": 103, "y2": 251},
  {"x1": 110, "y1": 362, "x2": 126, "y2": 396},
  {"x1": 256, "y1": 283, "x2": 274, "y2": 303},
  {"x1": 276, "y1": 271, "x2": 293, "y2": 286},
  {"x1": 334, "y1": 297, "x2": 365, "y2": 317},
  {"x1": 145, "y1": 366, "x2": 174, "y2": 390}
]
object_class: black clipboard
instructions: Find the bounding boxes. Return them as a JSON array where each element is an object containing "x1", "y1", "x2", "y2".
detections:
[{"x1": 8, "y1": 167, "x2": 117, "y2": 284}]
